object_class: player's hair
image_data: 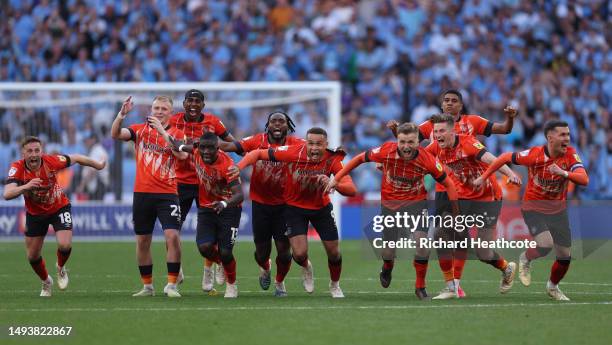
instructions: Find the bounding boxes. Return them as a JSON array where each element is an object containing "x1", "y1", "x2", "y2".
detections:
[
  {"x1": 440, "y1": 89, "x2": 463, "y2": 103},
  {"x1": 429, "y1": 113, "x2": 455, "y2": 127},
  {"x1": 544, "y1": 120, "x2": 569, "y2": 137},
  {"x1": 20, "y1": 136, "x2": 42, "y2": 148},
  {"x1": 306, "y1": 127, "x2": 327, "y2": 138},
  {"x1": 199, "y1": 131, "x2": 218, "y2": 143},
  {"x1": 265, "y1": 110, "x2": 296, "y2": 133},
  {"x1": 152, "y1": 95, "x2": 173, "y2": 107},
  {"x1": 396, "y1": 122, "x2": 419, "y2": 136}
]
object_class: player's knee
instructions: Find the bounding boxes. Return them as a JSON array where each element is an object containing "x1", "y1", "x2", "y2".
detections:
[
  {"x1": 57, "y1": 244, "x2": 72, "y2": 252},
  {"x1": 219, "y1": 249, "x2": 234, "y2": 265},
  {"x1": 292, "y1": 253, "x2": 308, "y2": 264},
  {"x1": 197, "y1": 243, "x2": 214, "y2": 258},
  {"x1": 328, "y1": 254, "x2": 342, "y2": 265},
  {"x1": 276, "y1": 252, "x2": 292, "y2": 264},
  {"x1": 27, "y1": 255, "x2": 42, "y2": 263}
]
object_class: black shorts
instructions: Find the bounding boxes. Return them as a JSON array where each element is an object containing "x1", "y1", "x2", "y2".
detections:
[
  {"x1": 196, "y1": 207, "x2": 242, "y2": 249},
  {"x1": 284, "y1": 203, "x2": 338, "y2": 241},
  {"x1": 178, "y1": 183, "x2": 199, "y2": 223},
  {"x1": 521, "y1": 209, "x2": 571, "y2": 247},
  {"x1": 252, "y1": 201, "x2": 288, "y2": 243},
  {"x1": 25, "y1": 204, "x2": 73, "y2": 237},
  {"x1": 132, "y1": 193, "x2": 181, "y2": 235},
  {"x1": 380, "y1": 201, "x2": 429, "y2": 242},
  {"x1": 435, "y1": 192, "x2": 501, "y2": 229}
]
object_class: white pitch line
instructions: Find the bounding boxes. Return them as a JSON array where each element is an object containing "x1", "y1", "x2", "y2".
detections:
[{"x1": 2, "y1": 301, "x2": 612, "y2": 313}]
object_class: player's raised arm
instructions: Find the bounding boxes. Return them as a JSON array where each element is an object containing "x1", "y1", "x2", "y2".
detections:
[
  {"x1": 490, "y1": 105, "x2": 518, "y2": 135},
  {"x1": 111, "y1": 96, "x2": 135, "y2": 141},
  {"x1": 68, "y1": 154, "x2": 106, "y2": 170}
]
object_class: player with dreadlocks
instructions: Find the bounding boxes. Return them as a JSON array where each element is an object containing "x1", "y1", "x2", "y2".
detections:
[
  {"x1": 179, "y1": 111, "x2": 303, "y2": 296},
  {"x1": 219, "y1": 111, "x2": 303, "y2": 296}
]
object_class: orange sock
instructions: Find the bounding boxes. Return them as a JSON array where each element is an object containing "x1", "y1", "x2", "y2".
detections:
[{"x1": 453, "y1": 250, "x2": 468, "y2": 280}]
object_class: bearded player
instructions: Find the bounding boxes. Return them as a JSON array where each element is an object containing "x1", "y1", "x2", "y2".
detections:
[
  {"x1": 4, "y1": 136, "x2": 106, "y2": 296},
  {"x1": 326, "y1": 123, "x2": 459, "y2": 300},
  {"x1": 475, "y1": 120, "x2": 588, "y2": 300},
  {"x1": 231, "y1": 127, "x2": 356, "y2": 298},
  {"x1": 215, "y1": 111, "x2": 303, "y2": 296}
]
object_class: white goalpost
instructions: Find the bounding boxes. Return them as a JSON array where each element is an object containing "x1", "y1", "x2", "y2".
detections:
[{"x1": 0, "y1": 81, "x2": 344, "y2": 236}]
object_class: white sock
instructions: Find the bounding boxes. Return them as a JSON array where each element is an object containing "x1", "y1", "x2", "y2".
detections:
[
  {"x1": 446, "y1": 280, "x2": 455, "y2": 290},
  {"x1": 144, "y1": 283, "x2": 153, "y2": 289}
]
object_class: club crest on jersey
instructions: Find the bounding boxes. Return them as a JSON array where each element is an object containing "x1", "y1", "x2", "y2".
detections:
[
  {"x1": 562, "y1": 163, "x2": 567, "y2": 169},
  {"x1": 8, "y1": 167, "x2": 17, "y2": 177},
  {"x1": 473, "y1": 142, "x2": 484, "y2": 150},
  {"x1": 573, "y1": 154, "x2": 582, "y2": 163}
]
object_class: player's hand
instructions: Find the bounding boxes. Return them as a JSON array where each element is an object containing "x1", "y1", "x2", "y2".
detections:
[
  {"x1": 323, "y1": 177, "x2": 337, "y2": 194},
  {"x1": 23, "y1": 178, "x2": 42, "y2": 190},
  {"x1": 119, "y1": 96, "x2": 133, "y2": 117},
  {"x1": 507, "y1": 171, "x2": 522, "y2": 185},
  {"x1": 227, "y1": 165, "x2": 240, "y2": 180},
  {"x1": 210, "y1": 201, "x2": 226, "y2": 214},
  {"x1": 503, "y1": 105, "x2": 518, "y2": 118},
  {"x1": 548, "y1": 163, "x2": 567, "y2": 177},
  {"x1": 316, "y1": 174, "x2": 330, "y2": 190},
  {"x1": 93, "y1": 159, "x2": 107, "y2": 170},
  {"x1": 473, "y1": 176, "x2": 485, "y2": 190},
  {"x1": 386, "y1": 120, "x2": 399, "y2": 130},
  {"x1": 147, "y1": 116, "x2": 164, "y2": 132}
]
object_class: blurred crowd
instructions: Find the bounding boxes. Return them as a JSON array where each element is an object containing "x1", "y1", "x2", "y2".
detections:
[{"x1": 0, "y1": 0, "x2": 611, "y2": 200}]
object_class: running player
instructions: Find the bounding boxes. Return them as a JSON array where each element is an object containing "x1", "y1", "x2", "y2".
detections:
[
  {"x1": 389, "y1": 90, "x2": 518, "y2": 295},
  {"x1": 325, "y1": 123, "x2": 459, "y2": 300},
  {"x1": 232, "y1": 127, "x2": 357, "y2": 298},
  {"x1": 4, "y1": 136, "x2": 106, "y2": 296},
  {"x1": 111, "y1": 95, "x2": 187, "y2": 298},
  {"x1": 215, "y1": 111, "x2": 303, "y2": 296},
  {"x1": 425, "y1": 114, "x2": 521, "y2": 299},
  {"x1": 170, "y1": 89, "x2": 235, "y2": 292},
  {"x1": 474, "y1": 120, "x2": 588, "y2": 300},
  {"x1": 191, "y1": 132, "x2": 244, "y2": 298}
]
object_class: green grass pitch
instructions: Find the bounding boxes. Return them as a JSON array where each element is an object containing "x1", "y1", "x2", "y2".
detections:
[{"x1": 1, "y1": 240, "x2": 612, "y2": 345}]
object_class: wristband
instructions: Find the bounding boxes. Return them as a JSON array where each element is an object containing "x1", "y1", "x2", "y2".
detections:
[{"x1": 220, "y1": 201, "x2": 228, "y2": 208}]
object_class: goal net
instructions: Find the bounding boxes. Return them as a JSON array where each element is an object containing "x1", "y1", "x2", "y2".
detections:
[{"x1": 0, "y1": 82, "x2": 342, "y2": 239}]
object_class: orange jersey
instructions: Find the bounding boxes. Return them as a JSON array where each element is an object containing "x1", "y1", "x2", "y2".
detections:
[
  {"x1": 170, "y1": 112, "x2": 229, "y2": 185},
  {"x1": 193, "y1": 149, "x2": 240, "y2": 208},
  {"x1": 235, "y1": 133, "x2": 304, "y2": 205},
  {"x1": 128, "y1": 123, "x2": 185, "y2": 194},
  {"x1": 418, "y1": 114, "x2": 492, "y2": 140},
  {"x1": 268, "y1": 144, "x2": 345, "y2": 210},
  {"x1": 512, "y1": 146, "x2": 584, "y2": 214},
  {"x1": 6, "y1": 154, "x2": 71, "y2": 215},
  {"x1": 366, "y1": 143, "x2": 447, "y2": 209},
  {"x1": 419, "y1": 114, "x2": 500, "y2": 198},
  {"x1": 426, "y1": 135, "x2": 497, "y2": 200}
]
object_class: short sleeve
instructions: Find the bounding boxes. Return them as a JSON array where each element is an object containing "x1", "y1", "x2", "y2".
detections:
[
  {"x1": 424, "y1": 141, "x2": 439, "y2": 156},
  {"x1": 237, "y1": 135, "x2": 260, "y2": 154},
  {"x1": 214, "y1": 117, "x2": 229, "y2": 138},
  {"x1": 418, "y1": 121, "x2": 433, "y2": 141},
  {"x1": 48, "y1": 154, "x2": 71, "y2": 170},
  {"x1": 463, "y1": 137, "x2": 487, "y2": 159},
  {"x1": 423, "y1": 152, "x2": 446, "y2": 182},
  {"x1": 330, "y1": 156, "x2": 344, "y2": 175},
  {"x1": 269, "y1": 145, "x2": 296, "y2": 163},
  {"x1": 511, "y1": 148, "x2": 537, "y2": 166},
  {"x1": 365, "y1": 145, "x2": 385, "y2": 163},
  {"x1": 567, "y1": 151, "x2": 585, "y2": 172},
  {"x1": 470, "y1": 115, "x2": 493, "y2": 137},
  {"x1": 127, "y1": 123, "x2": 141, "y2": 142},
  {"x1": 5, "y1": 163, "x2": 24, "y2": 185}
]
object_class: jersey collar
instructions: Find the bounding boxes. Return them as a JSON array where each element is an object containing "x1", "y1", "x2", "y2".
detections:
[
  {"x1": 453, "y1": 135, "x2": 460, "y2": 148},
  {"x1": 183, "y1": 112, "x2": 204, "y2": 123}
]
